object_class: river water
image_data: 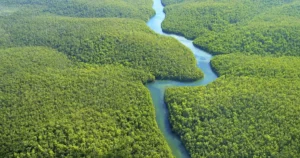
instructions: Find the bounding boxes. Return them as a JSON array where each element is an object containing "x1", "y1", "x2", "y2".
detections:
[{"x1": 146, "y1": 0, "x2": 218, "y2": 157}]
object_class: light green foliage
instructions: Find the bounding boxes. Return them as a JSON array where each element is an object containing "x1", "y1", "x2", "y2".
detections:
[
  {"x1": 0, "y1": 47, "x2": 72, "y2": 75},
  {"x1": 194, "y1": 15, "x2": 300, "y2": 55},
  {"x1": 0, "y1": 0, "x2": 207, "y2": 157},
  {"x1": 211, "y1": 54, "x2": 300, "y2": 78},
  {"x1": 0, "y1": 27, "x2": 10, "y2": 47},
  {"x1": 0, "y1": 47, "x2": 173, "y2": 157},
  {"x1": 0, "y1": 0, "x2": 204, "y2": 156},
  {"x1": 0, "y1": 0, "x2": 154, "y2": 21},
  {"x1": 162, "y1": 0, "x2": 186, "y2": 6},
  {"x1": 165, "y1": 76, "x2": 300, "y2": 157},
  {"x1": 0, "y1": 16, "x2": 202, "y2": 81},
  {"x1": 162, "y1": 0, "x2": 300, "y2": 55},
  {"x1": 0, "y1": 5, "x2": 19, "y2": 16}
]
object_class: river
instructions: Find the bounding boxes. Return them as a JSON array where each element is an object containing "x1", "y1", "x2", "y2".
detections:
[{"x1": 146, "y1": 0, "x2": 218, "y2": 157}]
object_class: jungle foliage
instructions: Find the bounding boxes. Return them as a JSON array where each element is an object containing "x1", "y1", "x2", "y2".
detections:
[
  {"x1": 162, "y1": 0, "x2": 300, "y2": 55},
  {"x1": 0, "y1": 0, "x2": 209, "y2": 157},
  {"x1": 165, "y1": 50, "x2": 300, "y2": 157},
  {"x1": 211, "y1": 54, "x2": 300, "y2": 78},
  {"x1": 0, "y1": 47, "x2": 174, "y2": 157},
  {"x1": 0, "y1": 15, "x2": 202, "y2": 81},
  {"x1": 0, "y1": 0, "x2": 200, "y2": 156},
  {"x1": 0, "y1": 0, "x2": 154, "y2": 21},
  {"x1": 165, "y1": 76, "x2": 300, "y2": 157}
]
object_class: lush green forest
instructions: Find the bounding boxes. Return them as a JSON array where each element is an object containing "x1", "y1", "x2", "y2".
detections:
[
  {"x1": 0, "y1": 47, "x2": 174, "y2": 157},
  {"x1": 0, "y1": 0, "x2": 154, "y2": 21},
  {"x1": 165, "y1": 48, "x2": 300, "y2": 157},
  {"x1": 211, "y1": 54, "x2": 300, "y2": 78},
  {"x1": 166, "y1": 53, "x2": 300, "y2": 157},
  {"x1": 0, "y1": 0, "x2": 206, "y2": 157},
  {"x1": 0, "y1": 15, "x2": 202, "y2": 81},
  {"x1": 165, "y1": 76, "x2": 300, "y2": 157},
  {"x1": 162, "y1": 0, "x2": 300, "y2": 55},
  {"x1": 2, "y1": 0, "x2": 300, "y2": 157},
  {"x1": 163, "y1": 0, "x2": 300, "y2": 157}
]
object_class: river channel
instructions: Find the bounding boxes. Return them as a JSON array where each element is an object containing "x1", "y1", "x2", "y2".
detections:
[{"x1": 146, "y1": 0, "x2": 218, "y2": 157}]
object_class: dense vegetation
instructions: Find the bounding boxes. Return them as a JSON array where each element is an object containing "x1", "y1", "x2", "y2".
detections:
[
  {"x1": 162, "y1": 1, "x2": 300, "y2": 151},
  {"x1": 162, "y1": 0, "x2": 185, "y2": 6},
  {"x1": 0, "y1": 0, "x2": 154, "y2": 21},
  {"x1": 4, "y1": 0, "x2": 300, "y2": 157},
  {"x1": 162, "y1": 0, "x2": 300, "y2": 55},
  {"x1": 0, "y1": 0, "x2": 206, "y2": 156},
  {"x1": 0, "y1": 47, "x2": 174, "y2": 157},
  {"x1": 0, "y1": 15, "x2": 202, "y2": 81},
  {"x1": 165, "y1": 49, "x2": 300, "y2": 157},
  {"x1": 211, "y1": 54, "x2": 300, "y2": 78},
  {"x1": 165, "y1": 76, "x2": 300, "y2": 157}
]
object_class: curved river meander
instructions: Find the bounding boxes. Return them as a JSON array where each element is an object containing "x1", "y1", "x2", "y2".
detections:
[{"x1": 146, "y1": 0, "x2": 218, "y2": 157}]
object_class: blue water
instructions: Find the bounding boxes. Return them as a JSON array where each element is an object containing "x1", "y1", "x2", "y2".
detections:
[{"x1": 146, "y1": 0, "x2": 218, "y2": 157}]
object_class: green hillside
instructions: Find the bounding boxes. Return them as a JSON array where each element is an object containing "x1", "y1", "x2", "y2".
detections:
[
  {"x1": 162, "y1": 0, "x2": 300, "y2": 55},
  {"x1": 0, "y1": 47, "x2": 173, "y2": 157},
  {"x1": 0, "y1": 16, "x2": 202, "y2": 81},
  {"x1": 0, "y1": 0, "x2": 154, "y2": 21}
]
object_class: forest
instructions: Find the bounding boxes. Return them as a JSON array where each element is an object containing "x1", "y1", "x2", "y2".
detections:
[
  {"x1": 165, "y1": 76, "x2": 300, "y2": 157},
  {"x1": 0, "y1": 0, "x2": 197, "y2": 157},
  {"x1": 162, "y1": 0, "x2": 300, "y2": 55},
  {"x1": 1, "y1": 0, "x2": 300, "y2": 157},
  {"x1": 165, "y1": 52, "x2": 300, "y2": 157},
  {"x1": 163, "y1": 0, "x2": 300, "y2": 157},
  {"x1": 211, "y1": 54, "x2": 300, "y2": 78},
  {"x1": 0, "y1": 14, "x2": 202, "y2": 81},
  {"x1": 0, "y1": 47, "x2": 173, "y2": 157},
  {"x1": 0, "y1": 0, "x2": 154, "y2": 21}
]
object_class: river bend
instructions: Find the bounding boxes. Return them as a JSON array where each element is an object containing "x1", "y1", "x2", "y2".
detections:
[{"x1": 146, "y1": 0, "x2": 218, "y2": 157}]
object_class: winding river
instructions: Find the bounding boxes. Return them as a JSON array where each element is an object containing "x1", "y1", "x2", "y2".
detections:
[{"x1": 146, "y1": 0, "x2": 218, "y2": 157}]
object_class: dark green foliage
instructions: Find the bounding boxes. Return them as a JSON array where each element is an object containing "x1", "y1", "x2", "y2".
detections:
[
  {"x1": 0, "y1": 0, "x2": 154, "y2": 21},
  {"x1": 165, "y1": 76, "x2": 300, "y2": 158},
  {"x1": 211, "y1": 54, "x2": 300, "y2": 78},
  {"x1": 0, "y1": 47, "x2": 173, "y2": 157},
  {"x1": 162, "y1": 0, "x2": 300, "y2": 55},
  {"x1": 0, "y1": 15, "x2": 203, "y2": 81}
]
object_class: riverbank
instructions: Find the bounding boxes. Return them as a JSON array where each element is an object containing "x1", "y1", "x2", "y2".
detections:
[{"x1": 146, "y1": 0, "x2": 218, "y2": 157}]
